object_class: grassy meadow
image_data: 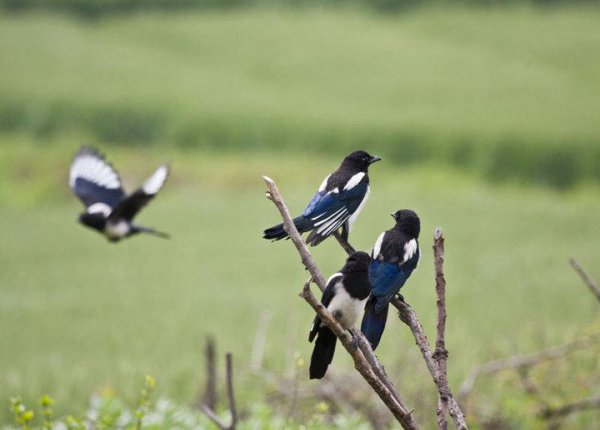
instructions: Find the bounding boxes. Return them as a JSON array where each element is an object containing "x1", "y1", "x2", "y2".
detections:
[{"x1": 1, "y1": 4, "x2": 600, "y2": 429}]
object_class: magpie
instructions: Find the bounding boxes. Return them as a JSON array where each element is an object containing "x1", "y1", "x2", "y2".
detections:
[
  {"x1": 263, "y1": 150, "x2": 381, "y2": 246},
  {"x1": 308, "y1": 251, "x2": 372, "y2": 379},
  {"x1": 361, "y1": 209, "x2": 420, "y2": 350},
  {"x1": 69, "y1": 146, "x2": 170, "y2": 242}
]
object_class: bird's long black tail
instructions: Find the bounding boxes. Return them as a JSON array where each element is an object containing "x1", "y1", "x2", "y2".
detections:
[
  {"x1": 360, "y1": 297, "x2": 389, "y2": 351},
  {"x1": 135, "y1": 225, "x2": 170, "y2": 239},
  {"x1": 263, "y1": 216, "x2": 312, "y2": 241},
  {"x1": 309, "y1": 326, "x2": 337, "y2": 379}
]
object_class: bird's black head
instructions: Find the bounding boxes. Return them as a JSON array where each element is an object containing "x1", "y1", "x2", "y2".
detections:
[
  {"x1": 342, "y1": 150, "x2": 382, "y2": 172},
  {"x1": 78, "y1": 212, "x2": 106, "y2": 233},
  {"x1": 391, "y1": 209, "x2": 420, "y2": 238},
  {"x1": 342, "y1": 251, "x2": 371, "y2": 273}
]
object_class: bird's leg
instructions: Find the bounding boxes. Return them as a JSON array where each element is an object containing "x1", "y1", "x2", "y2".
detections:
[
  {"x1": 340, "y1": 223, "x2": 349, "y2": 243},
  {"x1": 396, "y1": 293, "x2": 405, "y2": 303}
]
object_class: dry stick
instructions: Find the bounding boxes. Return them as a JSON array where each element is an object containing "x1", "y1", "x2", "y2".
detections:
[
  {"x1": 201, "y1": 337, "x2": 217, "y2": 411},
  {"x1": 570, "y1": 258, "x2": 600, "y2": 303},
  {"x1": 333, "y1": 231, "x2": 356, "y2": 254},
  {"x1": 301, "y1": 283, "x2": 418, "y2": 429},
  {"x1": 250, "y1": 311, "x2": 272, "y2": 373},
  {"x1": 458, "y1": 332, "x2": 600, "y2": 401},
  {"x1": 201, "y1": 353, "x2": 238, "y2": 430},
  {"x1": 263, "y1": 176, "x2": 418, "y2": 430},
  {"x1": 540, "y1": 395, "x2": 600, "y2": 420},
  {"x1": 432, "y1": 228, "x2": 449, "y2": 430},
  {"x1": 336, "y1": 227, "x2": 469, "y2": 430}
]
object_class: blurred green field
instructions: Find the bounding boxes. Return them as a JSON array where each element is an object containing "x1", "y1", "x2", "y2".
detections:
[
  {"x1": 2, "y1": 4, "x2": 600, "y2": 428},
  {"x1": 1, "y1": 6, "x2": 600, "y2": 187},
  {"x1": 1, "y1": 136, "x2": 599, "y2": 427}
]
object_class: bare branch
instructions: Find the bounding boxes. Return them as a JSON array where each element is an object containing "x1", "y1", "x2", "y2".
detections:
[
  {"x1": 250, "y1": 311, "x2": 272, "y2": 373},
  {"x1": 433, "y1": 228, "x2": 449, "y2": 430},
  {"x1": 459, "y1": 332, "x2": 600, "y2": 401},
  {"x1": 200, "y1": 352, "x2": 238, "y2": 430},
  {"x1": 329, "y1": 195, "x2": 469, "y2": 429},
  {"x1": 225, "y1": 353, "x2": 237, "y2": 430},
  {"x1": 540, "y1": 395, "x2": 600, "y2": 420},
  {"x1": 301, "y1": 284, "x2": 418, "y2": 430},
  {"x1": 333, "y1": 231, "x2": 356, "y2": 254},
  {"x1": 200, "y1": 337, "x2": 217, "y2": 411},
  {"x1": 263, "y1": 176, "x2": 418, "y2": 429},
  {"x1": 263, "y1": 176, "x2": 327, "y2": 291},
  {"x1": 570, "y1": 258, "x2": 600, "y2": 303}
]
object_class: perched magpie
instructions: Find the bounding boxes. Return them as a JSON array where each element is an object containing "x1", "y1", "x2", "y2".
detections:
[
  {"x1": 263, "y1": 150, "x2": 381, "y2": 246},
  {"x1": 361, "y1": 209, "x2": 420, "y2": 350},
  {"x1": 308, "y1": 251, "x2": 372, "y2": 379},
  {"x1": 69, "y1": 146, "x2": 170, "y2": 242}
]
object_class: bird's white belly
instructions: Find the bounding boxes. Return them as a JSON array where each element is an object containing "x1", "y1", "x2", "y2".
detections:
[
  {"x1": 105, "y1": 220, "x2": 130, "y2": 239},
  {"x1": 327, "y1": 285, "x2": 367, "y2": 329}
]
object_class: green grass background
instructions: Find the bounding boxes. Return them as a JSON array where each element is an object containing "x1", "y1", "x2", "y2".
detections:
[{"x1": 1, "y1": 4, "x2": 600, "y2": 428}]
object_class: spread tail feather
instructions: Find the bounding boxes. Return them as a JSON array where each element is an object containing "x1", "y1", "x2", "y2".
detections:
[
  {"x1": 263, "y1": 216, "x2": 311, "y2": 241},
  {"x1": 360, "y1": 297, "x2": 389, "y2": 351},
  {"x1": 309, "y1": 327, "x2": 337, "y2": 379}
]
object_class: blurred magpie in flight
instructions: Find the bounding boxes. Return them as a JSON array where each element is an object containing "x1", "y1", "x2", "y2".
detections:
[
  {"x1": 69, "y1": 146, "x2": 170, "y2": 242},
  {"x1": 308, "y1": 251, "x2": 372, "y2": 379},
  {"x1": 361, "y1": 209, "x2": 420, "y2": 350},
  {"x1": 263, "y1": 150, "x2": 381, "y2": 246}
]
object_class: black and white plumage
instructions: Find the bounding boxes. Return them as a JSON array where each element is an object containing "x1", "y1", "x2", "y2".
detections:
[
  {"x1": 308, "y1": 251, "x2": 372, "y2": 379},
  {"x1": 69, "y1": 146, "x2": 170, "y2": 242},
  {"x1": 263, "y1": 150, "x2": 381, "y2": 246},
  {"x1": 361, "y1": 210, "x2": 420, "y2": 350}
]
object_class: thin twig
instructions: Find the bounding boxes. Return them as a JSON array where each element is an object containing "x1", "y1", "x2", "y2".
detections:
[
  {"x1": 458, "y1": 332, "x2": 600, "y2": 401},
  {"x1": 263, "y1": 176, "x2": 418, "y2": 430},
  {"x1": 250, "y1": 311, "x2": 272, "y2": 373},
  {"x1": 333, "y1": 231, "x2": 356, "y2": 254},
  {"x1": 225, "y1": 354, "x2": 237, "y2": 430},
  {"x1": 540, "y1": 395, "x2": 600, "y2": 419},
  {"x1": 263, "y1": 176, "x2": 327, "y2": 291},
  {"x1": 433, "y1": 228, "x2": 449, "y2": 430},
  {"x1": 200, "y1": 353, "x2": 238, "y2": 430},
  {"x1": 301, "y1": 284, "x2": 418, "y2": 429},
  {"x1": 200, "y1": 337, "x2": 217, "y2": 411},
  {"x1": 570, "y1": 258, "x2": 600, "y2": 303},
  {"x1": 332, "y1": 194, "x2": 469, "y2": 430}
]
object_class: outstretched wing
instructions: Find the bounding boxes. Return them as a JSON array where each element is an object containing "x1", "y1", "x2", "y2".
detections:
[
  {"x1": 109, "y1": 164, "x2": 169, "y2": 222},
  {"x1": 308, "y1": 273, "x2": 342, "y2": 342},
  {"x1": 303, "y1": 178, "x2": 369, "y2": 246},
  {"x1": 69, "y1": 147, "x2": 125, "y2": 212}
]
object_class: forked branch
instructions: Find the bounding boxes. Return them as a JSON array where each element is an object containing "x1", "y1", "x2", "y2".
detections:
[
  {"x1": 201, "y1": 353, "x2": 237, "y2": 430},
  {"x1": 263, "y1": 175, "x2": 417, "y2": 430}
]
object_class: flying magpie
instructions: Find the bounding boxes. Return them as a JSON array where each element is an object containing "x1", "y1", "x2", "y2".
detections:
[
  {"x1": 263, "y1": 150, "x2": 381, "y2": 246},
  {"x1": 361, "y1": 209, "x2": 420, "y2": 350},
  {"x1": 69, "y1": 146, "x2": 170, "y2": 242},
  {"x1": 308, "y1": 251, "x2": 372, "y2": 379}
]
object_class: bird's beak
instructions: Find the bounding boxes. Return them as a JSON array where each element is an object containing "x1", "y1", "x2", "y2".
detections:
[
  {"x1": 369, "y1": 155, "x2": 382, "y2": 164},
  {"x1": 390, "y1": 212, "x2": 397, "y2": 220}
]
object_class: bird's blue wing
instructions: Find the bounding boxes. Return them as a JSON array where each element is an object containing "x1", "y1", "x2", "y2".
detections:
[
  {"x1": 69, "y1": 147, "x2": 125, "y2": 210},
  {"x1": 369, "y1": 260, "x2": 412, "y2": 312},
  {"x1": 302, "y1": 180, "x2": 368, "y2": 244}
]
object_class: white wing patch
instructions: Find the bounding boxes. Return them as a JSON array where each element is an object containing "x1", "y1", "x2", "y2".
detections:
[
  {"x1": 318, "y1": 174, "x2": 331, "y2": 193},
  {"x1": 402, "y1": 239, "x2": 418, "y2": 264},
  {"x1": 86, "y1": 202, "x2": 112, "y2": 217},
  {"x1": 70, "y1": 153, "x2": 121, "y2": 189},
  {"x1": 372, "y1": 232, "x2": 385, "y2": 259},
  {"x1": 346, "y1": 186, "x2": 369, "y2": 232},
  {"x1": 315, "y1": 207, "x2": 348, "y2": 235},
  {"x1": 326, "y1": 272, "x2": 343, "y2": 286},
  {"x1": 343, "y1": 172, "x2": 365, "y2": 191},
  {"x1": 142, "y1": 165, "x2": 169, "y2": 195}
]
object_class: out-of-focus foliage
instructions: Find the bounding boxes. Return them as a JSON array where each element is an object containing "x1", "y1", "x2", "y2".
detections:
[
  {"x1": 0, "y1": 0, "x2": 595, "y2": 18},
  {"x1": 4, "y1": 385, "x2": 373, "y2": 430},
  {"x1": 1, "y1": 9, "x2": 600, "y2": 188}
]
